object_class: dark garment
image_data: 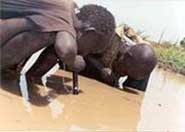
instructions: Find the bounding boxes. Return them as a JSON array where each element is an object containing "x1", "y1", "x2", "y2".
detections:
[
  {"x1": 123, "y1": 76, "x2": 150, "y2": 91},
  {"x1": 0, "y1": 0, "x2": 78, "y2": 37}
]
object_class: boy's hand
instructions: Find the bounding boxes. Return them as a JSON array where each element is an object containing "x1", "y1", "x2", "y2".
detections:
[
  {"x1": 68, "y1": 55, "x2": 86, "y2": 72},
  {"x1": 101, "y1": 68, "x2": 115, "y2": 85}
]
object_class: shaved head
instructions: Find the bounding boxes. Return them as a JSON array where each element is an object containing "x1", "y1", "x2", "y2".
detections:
[{"x1": 118, "y1": 43, "x2": 157, "y2": 80}]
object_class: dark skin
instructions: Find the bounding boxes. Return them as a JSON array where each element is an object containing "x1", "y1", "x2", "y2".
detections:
[
  {"x1": 25, "y1": 45, "x2": 130, "y2": 85},
  {"x1": 1, "y1": 31, "x2": 54, "y2": 70},
  {"x1": 0, "y1": 17, "x2": 81, "y2": 71},
  {"x1": 23, "y1": 31, "x2": 156, "y2": 91},
  {"x1": 0, "y1": 17, "x2": 109, "y2": 73},
  {"x1": 80, "y1": 44, "x2": 157, "y2": 88},
  {"x1": 0, "y1": 18, "x2": 34, "y2": 47},
  {"x1": 25, "y1": 39, "x2": 155, "y2": 86},
  {"x1": 26, "y1": 45, "x2": 58, "y2": 79},
  {"x1": 26, "y1": 29, "x2": 109, "y2": 80},
  {"x1": 114, "y1": 44, "x2": 157, "y2": 80}
]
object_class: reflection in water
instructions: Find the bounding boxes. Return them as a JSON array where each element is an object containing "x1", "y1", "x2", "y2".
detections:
[
  {"x1": 19, "y1": 48, "x2": 65, "y2": 118},
  {"x1": 137, "y1": 69, "x2": 185, "y2": 131},
  {"x1": 18, "y1": 50, "x2": 44, "y2": 112},
  {"x1": 19, "y1": 74, "x2": 31, "y2": 112},
  {"x1": 69, "y1": 125, "x2": 87, "y2": 131},
  {"x1": 19, "y1": 74, "x2": 29, "y2": 101},
  {"x1": 49, "y1": 99, "x2": 64, "y2": 119},
  {"x1": 42, "y1": 64, "x2": 65, "y2": 119}
]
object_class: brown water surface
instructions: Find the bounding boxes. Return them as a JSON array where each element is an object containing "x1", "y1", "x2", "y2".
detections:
[
  {"x1": 137, "y1": 68, "x2": 185, "y2": 131},
  {"x1": 0, "y1": 68, "x2": 184, "y2": 131}
]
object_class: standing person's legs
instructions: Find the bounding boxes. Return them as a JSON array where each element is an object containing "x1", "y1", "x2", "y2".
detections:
[
  {"x1": 1, "y1": 31, "x2": 55, "y2": 70},
  {"x1": 0, "y1": 18, "x2": 34, "y2": 47}
]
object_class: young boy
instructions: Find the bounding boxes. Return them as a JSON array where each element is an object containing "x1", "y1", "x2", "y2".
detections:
[
  {"x1": 26, "y1": 32, "x2": 157, "y2": 92},
  {"x1": 0, "y1": 2, "x2": 115, "y2": 74},
  {"x1": 81, "y1": 33, "x2": 157, "y2": 91}
]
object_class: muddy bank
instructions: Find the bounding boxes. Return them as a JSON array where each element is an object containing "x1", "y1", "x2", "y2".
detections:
[{"x1": 152, "y1": 43, "x2": 185, "y2": 76}]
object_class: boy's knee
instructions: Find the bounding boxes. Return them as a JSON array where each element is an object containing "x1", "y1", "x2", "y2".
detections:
[
  {"x1": 55, "y1": 32, "x2": 77, "y2": 65},
  {"x1": 56, "y1": 43, "x2": 76, "y2": 62}
]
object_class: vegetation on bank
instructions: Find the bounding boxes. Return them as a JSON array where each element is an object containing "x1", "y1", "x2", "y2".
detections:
[
  {"x1": 121, "y1": 24, "x2": 185, "y2": 76},
  {"x1": 180, "y1": 37, "x2": 185, "y2": 49},
  {"x1": 151, "y1": 42, "x2": 185, "y2": 75}
]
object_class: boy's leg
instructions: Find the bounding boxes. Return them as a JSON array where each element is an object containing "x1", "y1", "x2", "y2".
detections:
[
  {"x1": 26, "y1": 45, "x2": 58, "y2": 80},
  {"x1": 27, "y1": 31, "x2": 81, "y2": 79},
  {"x1": 1, "y1": 31, "x2": 55, "y2": 70},
  {"x1": 54, "y1": 31, "x2": 85, "y2": 72},
  {"x1": 54, "y1": 31, "x2": 77, "y2": 68},
  {"x1": 0, "y1": 18, "x2": 34, "y2": 47}
]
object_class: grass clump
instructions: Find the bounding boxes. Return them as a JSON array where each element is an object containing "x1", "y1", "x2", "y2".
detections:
[
  {"x1": 153, "y1": 43, "x2": 185, "y2": 75},
  {"x1": 180, "y1": 37, "x2": 185, "y2": 49}
]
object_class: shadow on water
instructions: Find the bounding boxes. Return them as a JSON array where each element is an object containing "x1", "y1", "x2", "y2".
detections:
[
  {"x1": 0, "y1": 72, "x2": 82, "y2": 107},
  {"x1": 121, "y1": 87, "x2": 140, "y2": 95},
  {"x1": 46, "y1": 75, "x2": 83, "y2": 94},
  {"x1": 46, "y1": 75, "x2": 72, "y2": 84},
  {"x1": 0, "y1": 78, "x2": 51, "y2": 107}
]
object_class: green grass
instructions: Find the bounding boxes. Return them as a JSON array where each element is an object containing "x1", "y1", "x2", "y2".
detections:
[
  {"x1": 152, "y1": 43, "x2": 185, "y2": 75},
  {"x1": 180, "y1": 37, "x2": 185, "y2": 49}
]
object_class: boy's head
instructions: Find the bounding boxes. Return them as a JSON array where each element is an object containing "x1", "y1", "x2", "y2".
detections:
[
  {"x1": 117, "y1": 44, "x2": 157, "y2": 80},
  {"x1": 76, "y1": 4, "x2": 116, "y2": 56}
]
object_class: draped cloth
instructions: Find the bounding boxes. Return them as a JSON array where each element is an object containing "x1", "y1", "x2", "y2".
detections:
[{"x1": 0, "y1": 0, "x2": 78, "y2": 37}]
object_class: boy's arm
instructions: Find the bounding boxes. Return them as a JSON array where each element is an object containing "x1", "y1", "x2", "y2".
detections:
[
  {"x1": 85, "y1": 55, "x2": 117, "y2": 86},
  {"x1": 55, "y1": 31, "x2": 86, "y2": 72},
  {"x1": 100, "y1": 34, "x2": 121, "y2": 68}
]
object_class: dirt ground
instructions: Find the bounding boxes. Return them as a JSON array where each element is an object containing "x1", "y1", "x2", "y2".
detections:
[{"x1": 0, "y1": 70, "x2": 144, "y2": 131}]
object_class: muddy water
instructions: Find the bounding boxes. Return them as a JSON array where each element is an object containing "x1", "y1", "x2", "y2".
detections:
[
  {"x1": 137, "y1": 68, "x2": 185, "y2": 131},
  {"x1": 0, "y1": 70, "x2": 142, "y2": 131},
  {"x1": 0, "y1": 68, "x2": 185, "y2": 131}
]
